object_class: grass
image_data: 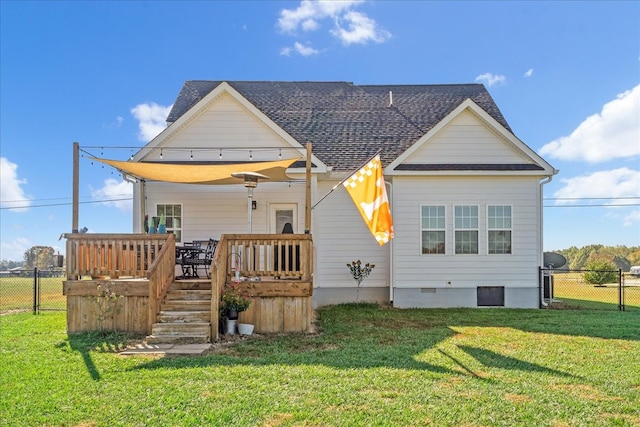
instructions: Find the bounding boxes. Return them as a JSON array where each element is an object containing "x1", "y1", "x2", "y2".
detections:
[
  {"x1": 1, "y1": 305, "x2": 639, "y2": 426},
  {"x1": 0, "y1": 276, "x2": 66, "y2": 312},
  {"x1": 551, "y1": 273, "x2": 640, "y2": 311}
]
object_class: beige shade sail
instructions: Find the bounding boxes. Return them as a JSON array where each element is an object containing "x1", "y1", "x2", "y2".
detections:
[{"x1": 94, "y1": 157, "x2": 300, "y2": 184}]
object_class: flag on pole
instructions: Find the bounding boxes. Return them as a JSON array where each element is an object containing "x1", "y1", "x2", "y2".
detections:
[{"x1": 343, "y1": 155, "x2": 394, "y2": 245}]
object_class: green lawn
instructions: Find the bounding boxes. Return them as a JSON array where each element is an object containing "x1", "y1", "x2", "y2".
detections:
[
  {"x1": 0, "y1": 276, "x2": 65, "y2": 312},
  {"x1": 1, "y1": 305, "x2": 639, "y2": 426},
  {"x1": 551, "y1": 273, "x2": 640, "y2": 311}
]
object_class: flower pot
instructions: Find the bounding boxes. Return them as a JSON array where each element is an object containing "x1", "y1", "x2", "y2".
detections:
[
  {"x1": 237, "y1": 323, "x2": 254, "y2": 336},
  {"x1": 227, "y1": 309, "x2": 238, "y2": 320},
  {"x1": 225, "y1": 319, "x2": 237, "y2": 335}
]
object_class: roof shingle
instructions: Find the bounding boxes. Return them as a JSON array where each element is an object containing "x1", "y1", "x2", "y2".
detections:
[{"x1": 166, "y1": 81, "x2": 513, "y2": 171}]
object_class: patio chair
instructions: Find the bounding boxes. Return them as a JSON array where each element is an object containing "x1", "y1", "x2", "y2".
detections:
[{"x1": 177, "y1": 239, "x2": 218, "y2": 279}]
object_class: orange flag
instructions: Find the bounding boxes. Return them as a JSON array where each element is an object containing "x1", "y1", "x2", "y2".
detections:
[{"x1": 343, "y1": 155, "x2": 394, "y2": 245}]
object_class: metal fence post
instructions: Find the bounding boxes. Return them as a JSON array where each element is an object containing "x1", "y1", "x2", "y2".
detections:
[
  {"x1": 32, "y1": 267, "x2": 38, "y2": 314},
  {"x1": 618, "y1": 269, "x2": 624, "y2": 312}
]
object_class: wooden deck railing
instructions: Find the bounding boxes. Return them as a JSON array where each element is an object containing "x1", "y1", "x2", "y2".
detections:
[
  {"x1": 64, "y1": 233, "x2": 176, "y2": 334},
  {"x1": 147, "y1": 234, "x2": 176, "y2": 331},
  {"x1": 65, "y1": 233, "x2": 171, "y2": 279},
  {"x1": 219, "y1": 233, "x2": 313, "y2": 282},
  {"x1": 211, "y1": 234, "x2": 314, "y2": 338}
]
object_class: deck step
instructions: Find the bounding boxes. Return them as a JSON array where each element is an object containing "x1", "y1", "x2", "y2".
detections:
[
  {"x1": 152, "y1": 322, "x2": 210, "y2": 334},
  {"x1": 164, "y1": 289, "x2": 212, "y2": 300},
  {"x1": 145, "y1": 333, "x2": 210, "y2": 345},
  {"x1": 145, "y1": 281, "x2": 214, "y2": 346},
  {"x1": 158, "y1": 310, "x2": 211, "y2": 323},
  {"x1": 161, "y1": 299, "x2": 210, "y2": 311},
  {"x1": 169, "y1": 281, "x2": 211, "y2": 291}
]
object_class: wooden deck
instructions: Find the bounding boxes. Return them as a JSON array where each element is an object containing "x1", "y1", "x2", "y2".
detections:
[{"x1": 63, "y1": 233, "x2": 314, "y2": 339}]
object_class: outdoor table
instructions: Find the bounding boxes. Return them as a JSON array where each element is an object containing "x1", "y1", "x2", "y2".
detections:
[{"x1": 175, "y1": 243, "x2": 205, "y2": 278}]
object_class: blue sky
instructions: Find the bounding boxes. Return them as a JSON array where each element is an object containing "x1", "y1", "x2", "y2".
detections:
[{"x1": 1, "y1": 0, "x2": 638, "y2": 262}]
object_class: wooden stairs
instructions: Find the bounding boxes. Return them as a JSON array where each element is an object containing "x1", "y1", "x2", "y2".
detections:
[{"x1": 145, "y1": 280, "x2": 213, "y2": 344}]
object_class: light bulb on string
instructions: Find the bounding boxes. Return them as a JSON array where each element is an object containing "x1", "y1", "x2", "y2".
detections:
[
  {"x1": 219, "y1": 149, "x2": 222, "y2": 159},
  {"x1": 190, "y1": 150, "x2": 193, "y2": 161},
  {"x1": 249, "y1": 150, "x2": 253, "y2": 160},
  {"x1": 279, "y1": 149, "x2": 282, "y2": 159},
  {"x1": 160, "y1": 148, "x2": 163, "y2": 160}
]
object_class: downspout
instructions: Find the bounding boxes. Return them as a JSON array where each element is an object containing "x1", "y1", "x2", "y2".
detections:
[
  {"x1": 539, "y1": 175, "x2": 553, "y2": 307},
  {"x1": 121, "y1": 173, "x2": 141, "y2": 232},
  {"x1": 386, "y1": 180, "x2": 394, "y2": 305}
]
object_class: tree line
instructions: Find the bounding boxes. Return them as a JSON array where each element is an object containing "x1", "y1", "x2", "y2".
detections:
[{"x1": 553, "y1": 244, "x2": 640, "y2": 271}]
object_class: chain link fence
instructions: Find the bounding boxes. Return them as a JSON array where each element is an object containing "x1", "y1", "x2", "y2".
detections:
[
  {"x1": 541, "y1": 268, "x2": 639, "y2": 311},
  {"x1": 0, "y1": 268, "x2": 66, "y2": 314}
]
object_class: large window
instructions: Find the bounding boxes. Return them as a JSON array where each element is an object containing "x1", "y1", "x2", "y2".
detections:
[
  {"x1": 421, "y1": 205, "x2": 445, "y2": 254},
  {"x1": 488, "y1": 205, "x2": 512, "y2": 254},
  {"x1": 156, "y1": 204, "x2": 182, "y2": 242},
  {"x1": 454, "y1": 205, "x2": 478, "y2": 254}
]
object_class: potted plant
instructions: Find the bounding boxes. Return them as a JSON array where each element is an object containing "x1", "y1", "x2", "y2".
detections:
[{"x1": 220, "y1": 283, "x2": 252, "y2": 334}]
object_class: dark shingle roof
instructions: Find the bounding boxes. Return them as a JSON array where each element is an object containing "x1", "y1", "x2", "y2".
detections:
[{"x1": 166, "y1": 81, "x2": 513, "y2": 171}]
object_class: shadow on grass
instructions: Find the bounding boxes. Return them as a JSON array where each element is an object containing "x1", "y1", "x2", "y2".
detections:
[
  {"x1": 457, "y1": 345, "x2": 574, "y2": 377},
  {"x1": 63, "y1": 331, "x2": 133, "y2": 381},
  {"x1": 125, "y1": 303, "x2": 627, "y2": 375}
]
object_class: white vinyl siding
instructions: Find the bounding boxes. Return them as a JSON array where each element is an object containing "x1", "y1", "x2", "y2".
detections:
[
  {"x1": 403, "y1": 110, "x2": 528, "y2": 165},
  {"x1": 312, "y1": 179, "x2": 390, "y2": 290},
  {"x1": 146, "y1": 94, "x2": 295, "y2": 163},
  {"x1": 145, "y1": 180, "x2": 306, "y2": 242},
  {"x1": 392, "y1": 176, "x2": 541, "y2": 290},
  {"x1": 488, "y1": 205, "x2": 512, "y2": 254},
  {"x1": 421, "y1": 205, "x2": 446, "y2": 254},
  {"x1": 454, "y1": 205, "x2": 478, "y2": 254}
]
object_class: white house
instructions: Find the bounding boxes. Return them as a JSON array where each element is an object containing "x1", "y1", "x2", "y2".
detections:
[{"x1": 129, "y1": 81, "x2": 557, "y2": 309}]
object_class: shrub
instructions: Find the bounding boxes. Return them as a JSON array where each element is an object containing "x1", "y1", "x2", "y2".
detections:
[{"x1": 583, "y1": 259, "x2": 618, "y2": 286}]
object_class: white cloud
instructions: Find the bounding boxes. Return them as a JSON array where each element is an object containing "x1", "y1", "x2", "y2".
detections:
[
  {"x1": 281, "y1": 41, "x2": 320, "y2": 57},
  {"x1": 90, "y1": 178, "x2": 133, "y2": 214},
  {"x1": 0, "y1": 157, "x2": 31, "y2": 211},
  {"x1": 523, "y1": 68, "x2": 534, "y2": 78},
  {"x1": 331, "y1": 10, "x2": 391, "y2": 45},
  {"x1": 277, "y1": 0, "x2": 390, "y2": 51},
  {"x1": 278, "y1": 0, "x2": 363, "y2": 33},
  {"x1": 552, "y1": 168, "x2": 640, "y2": 209},
  {"x1": 624, "y1": 209, "x2": 640, "y2": 227},
  {"x1": 130, "y1": 102, "x2": 172, "y2": 142},
  {"x1": 0, "y1": 237, "x2": 31, "y2": 262},
  {"x1": 539, "y1": 84, "x2": 640, "y2": 163},
  {"x1": 280, "y1": 46, "x2": 293, "y2": 56},
  {"x1": 474, "y1": 73, "x2": 506, "y2": 87}
]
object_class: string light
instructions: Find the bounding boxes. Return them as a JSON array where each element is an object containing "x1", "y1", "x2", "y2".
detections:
[
  {"x1": 249, "y1": 150, "x2": 252, "y2": 160},
  {"x1": 279, "y1": 149, "x2": 282, "y2": 159},
  {"x1": 160, "y1": 148, "x2": 163, "y2": 160},
  {"x1": 190, "y1": 150, "x2": 193, "y2": 161},
  {"x1": 219, "y1": 149, "x2": 222, "y2": 159}
]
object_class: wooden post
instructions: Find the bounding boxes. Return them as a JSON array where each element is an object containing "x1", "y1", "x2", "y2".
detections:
[
  {"x1": 305, "y1": 142, "x2": 312, "y2": 234},
  {"x1": 139, "y1": 180, "x2": 146, "y2": 233},
  {"x1": 72, "y1": 142, "x2": 79, "y2": 233}
]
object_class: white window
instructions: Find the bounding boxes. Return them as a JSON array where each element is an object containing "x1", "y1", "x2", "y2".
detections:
[
  {"x1": 455, "y1": 205, "x2": 479, "y2": 254},
  {"x1": 421, "y1": 205, "x2": 445, "y2": 254},
  {"x1": 156, "y1": 204, "x2": 182, "y2": 242},
  {"x1": 488, "y1": 205, "x2": 512, "y2": 254}
]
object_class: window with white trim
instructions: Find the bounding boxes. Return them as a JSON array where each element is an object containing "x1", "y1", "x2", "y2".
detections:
[
  {"x1": 421, "y1": 205, "x2": 445, "y2": 254},
  {"x1": 454, "y1": 205, "x2": 478, "y2": 254},
  {"x1": 156, "y1": 204, "x2": 182, "y2": 243},
  {"x1": 488, "y1": 205, "x2": 512, "y2": 254}
]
